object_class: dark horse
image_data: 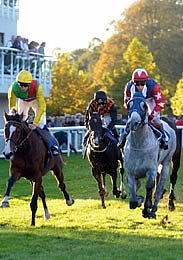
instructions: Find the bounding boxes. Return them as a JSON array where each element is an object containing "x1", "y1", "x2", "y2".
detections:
[
  {"x1": 160, "y1": 116, "x2": 182, "y2": 211},
  {"x1": 86, "y1": 111, "x2": 126, "y2": 208},
  {"x1": 1, "y1": 112, "x2": 74, "y2": 226}
]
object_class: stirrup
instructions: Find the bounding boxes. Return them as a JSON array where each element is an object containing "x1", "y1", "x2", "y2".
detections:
[{"x1": 160, "y1": 140, "x2": 168, "y2": 150}]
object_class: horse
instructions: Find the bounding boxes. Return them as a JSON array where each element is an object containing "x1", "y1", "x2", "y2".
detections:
[
  {"x1": 123, "y1": 92, "x2": 176, "y2": 219},
  {"x1": 1, "y1": 112, "x2": 74, "y2": 226},
  {"x1": 86, "y1": 111, "x2": 127, "y2": 209},
  {"x1": 160, "y1": 116, "x2": 182, "y2": 211}
]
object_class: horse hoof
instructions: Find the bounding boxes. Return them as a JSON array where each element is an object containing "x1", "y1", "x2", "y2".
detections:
[
  {"x1": 150, "y1": 211, "x2": 156, "y2": 219},
  {"x1": 0, "y1": 201, "x2": 10, "y2": 208},
  {"x1": 66, "y1": 198, "x2": 74, "y2": 206},
  {"x1": 44, "y1": 210, "x2": 51, "y2": 220},
  {"x1": 115, "y1": 191, "x2": 121, "y2": 198},
  {"x1": 137, "y1": 195, "x2": 144, "y2": 207},
  {"x1": 129, "y1": 201, "x2": 138, "y2": 209},
  {"x1": 168, "y1": 201, "x2": 175, "y2": 211},
  {"x1": 121, "y1": 190, "x2": 127, "y2": 200},
  {"x1": 121, "y1": 192, "x2": 127, "y2": 199},
  {"x1": 142, "y1": 208, "x2": 150, "y2": 218},
  {"x1": 113, "y1": 190, "x2": 120, "y2": 198}
]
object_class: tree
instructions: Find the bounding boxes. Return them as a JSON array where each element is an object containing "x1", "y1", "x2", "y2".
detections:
[
  {"x1": 46, "y1": 54, "x2": 92, "y2": 115},
  {"x1": 115, "y1": 0, "x2": 183, "y2": 83},
  {"x1": 171, "y1": 77, "x2": 183, "y2": 116}
]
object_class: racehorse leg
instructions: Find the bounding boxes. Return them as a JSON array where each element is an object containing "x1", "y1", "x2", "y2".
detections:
[
  {"x1": 168, "y1": 136, "x2": 181, "y2": 211},
  {"x1": 52, "y1": 166, "x2": 74, "y2": 206},
  {"x1": 127, "y1": 175, "x2": 139, "y2": 209},
  {"x1": 92, "y1": 168, "x2": 106, "y2": 208},
  {"x1": 119, "y1": 166, "x2": 127, "y2": 199},
  {"x1": 151, "y1": 163, "x2": 170, "y2": 219},
  {"x1": 39, "y1": 185, "x2": 51, "y2": 220},
  {"x1": 110, "y1": 169, "x2": 121, "y2": 198},
  {"x1": 0, "y1": 176, "x2": 16, "y2": 208},
  {"x1": 101, "y1": 174, "x2": 109, "y2": 196},
  {"x1": 142, "y1": 173, "x2": 155, "y2": 218},
  {"x1": 30, "y1": 180, "x2": 41, "y2": 226}
]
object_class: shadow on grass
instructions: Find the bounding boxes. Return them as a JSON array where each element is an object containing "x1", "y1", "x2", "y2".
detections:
[{"x1": 0, "y1": 225, "x2": 183, "y2": 259}]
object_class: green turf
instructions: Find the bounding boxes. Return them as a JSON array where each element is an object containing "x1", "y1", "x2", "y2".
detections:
[{"x1": 0, "y1": 152, "x2": 183, "y2": 260}]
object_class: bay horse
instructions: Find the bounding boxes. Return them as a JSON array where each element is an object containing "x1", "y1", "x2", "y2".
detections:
[
  {"x1": 123, "y1": 92, "x2": 176, "y2": 219},
  {"x1": 86, "y1": 111, "x2": 127, "y2": 209},
  {"x1": 1, "y1": 112, "x2": 74, "y2": 226}
]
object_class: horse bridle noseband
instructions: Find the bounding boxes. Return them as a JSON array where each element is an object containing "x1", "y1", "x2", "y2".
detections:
[
  {"x1": 5, "y1": 121, "x2": 33, "y2": 153},
  {"x1": 89, "y1": 131, "x2": 111, "y2": 153}
]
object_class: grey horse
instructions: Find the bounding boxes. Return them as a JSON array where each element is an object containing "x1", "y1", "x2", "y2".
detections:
[{"x1": 123, "y1": 92, "x2": 176, "y2": 219}]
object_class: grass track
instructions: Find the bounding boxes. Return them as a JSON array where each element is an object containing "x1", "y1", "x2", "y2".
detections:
[{"x1": 0, "y1": 152, "x2": 183, "y2": 260}]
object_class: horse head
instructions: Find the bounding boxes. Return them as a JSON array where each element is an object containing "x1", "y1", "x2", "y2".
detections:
[
  {"x1": 127, "y1": 92, "x2": 148, "y2": 131},
  {"x1": 3, "y1": 111, "x2": 30, "y2": 159},
  {"x1": 88, "y1": 111, "x2": 104, "y2": 148}
]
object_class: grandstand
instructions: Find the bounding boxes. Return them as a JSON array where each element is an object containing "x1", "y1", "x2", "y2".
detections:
[{"x1": 0, "y1": 0, "x2": 53, "y2": 128}]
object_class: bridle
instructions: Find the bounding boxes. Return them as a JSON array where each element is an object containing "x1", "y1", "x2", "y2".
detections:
[{"x1": 5, "y1": 121, "x2": 33, "y2": 153}]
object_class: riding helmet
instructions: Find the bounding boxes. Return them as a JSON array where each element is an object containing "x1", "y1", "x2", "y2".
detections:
[
  {"x1": 132, "y1": 68, "x2": 149, "y2": 82},
  {"x1": 16, "y1": 70, "x2": 33, "y2": 83},
  {"x1": 94, "y1": 91, "x2": 107, "y2": 103}
]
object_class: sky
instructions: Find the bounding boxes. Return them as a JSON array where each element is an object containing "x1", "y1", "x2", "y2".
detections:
[{"x1": 17, "y1": 0, "x2": 135, "y2": 55}]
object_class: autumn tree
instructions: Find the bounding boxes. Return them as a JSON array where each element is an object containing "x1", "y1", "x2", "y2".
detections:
[
  {"x1": 46, "y1": 54, "x2": 92, "y2": 115},
  {"x1": 171, "y1": 77, "x2": 183, "y2": 116},
  {"x1": 115, "y1": 0, "x2": 183, "y2": 83}
]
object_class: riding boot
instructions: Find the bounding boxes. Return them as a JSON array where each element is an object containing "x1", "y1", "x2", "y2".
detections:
[
  {"x1": 118, "y1": 132, "x2": 127, "y2": 149},
  {"x1": 36, "y1": 127, "x2": 60, "y2": 156},
  {"x1": 111, "y1": 127, "x2": 120, "y2": 143},
  {"x1": 150, "y1": 120, "x2": 168, "y2": 150},
  {"x1": 118, "y1": 122, "x2": 130, "y2": 149},
  {"x1": 159, "y1": 128, "x2": 168, "y2": 150}
]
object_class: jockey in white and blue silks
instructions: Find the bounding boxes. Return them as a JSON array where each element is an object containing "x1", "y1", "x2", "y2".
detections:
[{"x1": 119, "y1": 68, "x2": 168, "y2": 150}]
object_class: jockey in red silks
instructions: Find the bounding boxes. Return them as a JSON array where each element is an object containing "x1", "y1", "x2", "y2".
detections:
[
  {"x1": 119, "y1": 68, "x2": 168, "y2": 150},
  {"x1": 8, "y1": 69, "x2": 59, "y2": 155}
]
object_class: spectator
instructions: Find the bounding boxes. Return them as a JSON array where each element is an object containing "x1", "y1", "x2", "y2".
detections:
[
  {"x1": 6, "y1": 35, "x2": 15, "y2": 49},
  {"x1": 12, "y1": 35, "x2": 22, "y2": 50},
  {"x1": 38, "y1": 42, "x2": 46, "y2": 56}
]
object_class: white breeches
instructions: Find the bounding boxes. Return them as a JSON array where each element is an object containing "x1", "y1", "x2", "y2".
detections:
[{"x1": 17, "y1": 99, "x2": 46, "y2": 129}]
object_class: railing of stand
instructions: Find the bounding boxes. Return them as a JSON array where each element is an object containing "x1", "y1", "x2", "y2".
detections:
[
  {"x1": 0, "y1": 125, "x2": 182, "y2": 159},
  {"x1": 0, "y1": 47, "x2": 53, "y2": 96}
]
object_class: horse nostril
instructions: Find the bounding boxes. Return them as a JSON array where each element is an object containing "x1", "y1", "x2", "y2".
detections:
[{"x1": 3, "y1": 151, "x2": 12, "y2": 160}]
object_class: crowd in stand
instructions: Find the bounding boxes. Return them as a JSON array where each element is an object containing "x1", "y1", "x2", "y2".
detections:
[
  {"x1": 46, "y1": 113, "x2": 126, "y2": 127},
  {"x1": 4, "y1": 35, "x2": 46, "y2": 55},
  {"x1": 1, "y1": 35, "x2": 46, "y2": 74}
]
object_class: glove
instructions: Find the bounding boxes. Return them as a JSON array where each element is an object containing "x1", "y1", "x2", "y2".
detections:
[{"x1": 28, "y1": 124, "x2": 37, "y2": 130}]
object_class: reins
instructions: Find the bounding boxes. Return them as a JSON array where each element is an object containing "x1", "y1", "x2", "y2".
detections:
[
  {"x1": 5, "y1": 121, "x2": 33, "y2": 153},
  {"x1": 90, "y1": 141, "x2": 111, "y2": 153}
]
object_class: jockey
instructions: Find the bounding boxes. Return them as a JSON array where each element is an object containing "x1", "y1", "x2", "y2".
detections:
[
  {"x1": 82, "y1": 90, "x2": 119, "y2": 157},
  {"x1": 8, "y1": 69, "x2": 59, "y2": 156},
  {"x1": 119, "y1": 68, "x2": 168, "y2": 150}
]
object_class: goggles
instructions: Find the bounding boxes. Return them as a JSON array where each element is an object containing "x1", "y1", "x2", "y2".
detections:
[
  {"x1": 97, "y1": 101, "x2": 106, "y2": 106},
  {"x1": 18, "y1": 82, "x2": 29, "y2": 88},
  {"x1": 134, "y1": 81, "x2": 146, "y2": 86}
]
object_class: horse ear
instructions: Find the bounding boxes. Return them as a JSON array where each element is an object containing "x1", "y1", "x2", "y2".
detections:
[
  {"x1": 3, "y1": 111, "x2": 8, "y2": 122},
  {"x1": 20, "y1": 112, "x2": 24, "y2": 121}
]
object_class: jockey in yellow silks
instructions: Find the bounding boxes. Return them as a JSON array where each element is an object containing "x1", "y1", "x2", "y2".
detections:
[{"x1": 8, "y1": 69, "x2": 59, "y2": 155}]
